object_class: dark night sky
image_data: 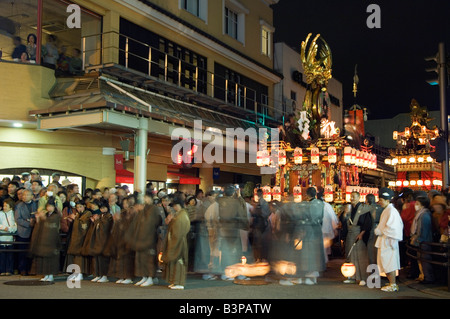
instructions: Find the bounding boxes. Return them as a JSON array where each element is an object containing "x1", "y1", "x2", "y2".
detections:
[{"x1": 272, "y1": 0, "x2": 450, "y2": 120}]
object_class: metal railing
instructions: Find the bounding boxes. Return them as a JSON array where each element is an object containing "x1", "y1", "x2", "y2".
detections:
[
  {"x1": 406, "y1": 241, "x2": 450, "y2": 292},
  {"x1": 81, "y1": 31, "x2": 285, "y2": 124}
]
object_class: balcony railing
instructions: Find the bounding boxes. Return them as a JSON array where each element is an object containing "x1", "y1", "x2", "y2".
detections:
[{"x1": 81, "y1": 31, "x2": 285, "y2": 125}]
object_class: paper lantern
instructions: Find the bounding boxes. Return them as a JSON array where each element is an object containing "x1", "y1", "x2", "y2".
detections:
[
  {"x1": 417, "y1": 180, "x2": 424, "y2": 186},
  {"x1": 256, "y1": 151, "x2": 264, "y2": 167},
  {"x1": 273, "y1": 260, "x2": 297, "y2": 276},
  {"x1": 293, "y1": 185, "x2": 302, "y2": 202},
  {"x1": 345, "y1": 186, "x2": 352, "y2": 202},
  {"x1": 278, "y1": 149, "x2": 286, "y2": 166},
  {"x1": 363, "y1": 152, "x2": 369, "y2": 168},
  {"x1": 373, "y1": 154, "x2": 377, "y2": 169},
  {"x1": 396, "y1": 181, "x2": 402, "y2": 187},
  {"x1": 262, "y1": 150, "x2": 270, "y2": 166},
  {"x1": 351, "y1": 148, "x2": 356, "y2": 165},
  {"x1": 225, "y1": 262, "x2": 270, "y2": 278},
  {"x1": 328, "y1": 146, "x2": 337, "y2": 164},
  {"x1": 392, "y1": 158, "x2": 398, "y2": 165},
  {"x1": 405, "y1": 127, "x2": 410, "y2": 137},
  {"x1": 272, "y1": 185, "x2": 281, "y2": 202},
  {"x1": 262, "y1": 185, "x2": 272, "y2": 202},
  {"x1": 410, "y1": 180, "x2": 417, "y2": 186},
  {"x1": 344, "y1": 147, "x2": 352, "y2": 164},
  {"x1": 324, "y1": 185, "x2": 333, "y2": 202},
  {"x1": 341, "y1": 263, "x2": 356, "y2": 279},
  {"x1": 294, "y1": 147, "x2": 303, "y2": 164},
  {"x1": 356, "y1": 151, "x2": 362, "y2": 167},
  {"x1": 403, "y1": 181, "x2": 409, "y2": 186},
  {"x1": 393, "y1": 131, "x2": 398, "y2": 140},
  {"x1": 424, "y1": 180, "x2": 431, "y2": 186},
  {"x1": 311, "y1": 147, "x2": 320, "y2": 164},
  {"x1": 426, "y1": 156, "x2": 433, "y2": 163},
  {"x1": 241, "y1": 256, "x2": 247, "y2": 265}
]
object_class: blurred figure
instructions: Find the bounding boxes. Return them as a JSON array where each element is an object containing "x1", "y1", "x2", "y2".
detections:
[
  {"x1": 291, "y1": 187, "x2": 326, "y2": 285},
  {"x1": 26, "y1": 34, "x2": 37, "y2": 62},
  {"x1": 43, "y1": 35, "x2": 59, "y2": 69},
  {"x1": 65, "y1": 200, "x2": 92, "y2": 281},
  {"x1": 366, "y1": 194, "x2": 383, "y2": 265},
  {"x1": 162, "y1": 197, "x2": 190, "y2": 290},
  {"x1": 203, "y1": 191, "x2": 220, "y2": 279},
  {"x1": 69, "y1": 48, "x2": 83, "y2": 75},
  {"x1": 317, "y1": 189, "x2": 339, "y2": 264},
  {"x1": 217, "y1": 185, "x2": 247, "y2": 280},
  {"x1": 126, "y1": 194, "x2": 162, "y2": 287}
]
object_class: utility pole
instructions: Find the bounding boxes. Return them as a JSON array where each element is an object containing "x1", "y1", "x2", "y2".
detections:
[
  {"x1": 426, "y1": 43, "x2": 449, "y2": 188},
  {"x1": 438, "y1": 43, "x2": 449, "y2": 189}
]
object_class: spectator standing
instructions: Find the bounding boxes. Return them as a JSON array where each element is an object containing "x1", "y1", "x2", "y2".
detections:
[
  {"x1": 7, "y1": 181, "x2": 19, "y2": 203},
  {"x1": 22, "y1": 172, "x2": 31, "y2": 190},
  {"x1": 108, "y1": 193, "x2": 121, "y2": 217},
  {"x1": 29, "y1": 198, "x2": 61, "y2": 282},
  {"x1": 30, "y1": 169, "x2": 41, "y2": 182},
  {"x1": 14, "y1": 189, "x2": 37, "y2": 276},
  {"x1": 410, "y1": 196, "x2": 435, "y2": 284},
  {"x1": 31, "y1": 180, "x2": 43, "y2": 203},
  {"x1": 38, "y1": 184, "x2": 63, "y2": 214},
  {"x1": 430, "y1": 195, "x2": 449, "y2": 242},
  {"x1": 0, "y1": 198, "x2": 18, "y2": 276}
]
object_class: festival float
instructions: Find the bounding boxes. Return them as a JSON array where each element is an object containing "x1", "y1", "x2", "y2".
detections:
[
  {"x1": 384, "y1": 99, "x2": 443, "y2": 191},
  {"x1": 256, "y1": 33, "x2": 380, "y2": 206}
]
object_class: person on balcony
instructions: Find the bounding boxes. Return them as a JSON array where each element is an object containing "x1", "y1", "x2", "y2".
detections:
[
  {"x1": 26, "y1": 34, "x2": 37, "y2": 62},
  {"x1": 43, "y1": 35, "x2": 59, "y2": 69},
  {"x1": 11, "y1": 36, "x2": 26, "y2": 62}
]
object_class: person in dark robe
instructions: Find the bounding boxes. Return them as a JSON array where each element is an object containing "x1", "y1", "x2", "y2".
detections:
[
  {"x1": 29, "y1": 197, "x2": 61, "y2": 282},
  {"x1": 106, "y1": 196, "x2": 135, "y2": 284},
  {"x1": 83, "y1": 199, "x2": 113, "y2": 283},
  {"x1": 65, "y1": 200, "x2": 92, "y2": 281},
  {"x1": 126, "y1": 193, "x2": 162, "y2": 287},
  {"x1": 341, "y1": 191, "x2": 372, "y2": 285},
  {"x1": 162, "y1": 197, "x2": 190, "y2": 289}
]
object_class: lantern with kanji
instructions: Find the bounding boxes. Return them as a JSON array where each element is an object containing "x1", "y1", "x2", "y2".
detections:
[
  {"x1": 341, "y1": 263, "x2": 356, "y2": 280},
  {"x1": 344, "y1": 146, "x2": 352, "y2": 164},
  {"x1": 262, "y1": 150, "x2": 270, "y2": 166},
  {"x1": 311, "y1": 147, "x2": 320, "y2": 164},
  {"x1": 256, "y1": 150, "x2": 263, "y2": 167},
  {"x1": 262, "y1": 185, "x2": 272, "y2": 202},
  {"x1": 324, "y1": 185, "x2": 334, "y2": 202},
  {"x1": 328, "y1": 146, "x2": 337, "y2": 164},
  {"x1": 294, "y1": 147, "x2": 303, "y2": 164},
  {"x1": 278, "y1": 149, "x2": 286, "y2": 166},
  {"x1": 293, "y1": 185, "x2": 302, "y2": 202},
  {"x1": 272, "y1": 185, "x2": 281, "y2": 202}
]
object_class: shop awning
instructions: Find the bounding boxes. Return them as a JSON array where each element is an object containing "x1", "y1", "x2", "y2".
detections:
[
  {"x1": 167, "y1": 171, "x2": 201, "y2": 185},
  {"x1": 116, "y1": 169, "x2": 134, "y2": 184}
]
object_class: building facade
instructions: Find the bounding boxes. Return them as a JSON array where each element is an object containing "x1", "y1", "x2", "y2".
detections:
[{"x1": 0, "y1": 0, "x2": 283, "y2": 194}]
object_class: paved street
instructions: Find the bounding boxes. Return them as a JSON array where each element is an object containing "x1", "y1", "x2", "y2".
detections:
[{"x1": 0, "y1": 258, "x2": 448, "y2": 300}]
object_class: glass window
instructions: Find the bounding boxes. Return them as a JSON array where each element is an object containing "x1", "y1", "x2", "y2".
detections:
[
  {"x1": 183, "y1": 0, "x2": 200, "y2": 17},
  {"x1": 261, "y1": 27, "x2": 270, "y2": 56},
  {"x1": 225, "y1": 7, "x2": 238, "y2": 40}
]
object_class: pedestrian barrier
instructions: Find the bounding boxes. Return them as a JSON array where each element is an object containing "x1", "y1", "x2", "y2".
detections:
[{"x1": 406, "y1": 241, "x2": 450, "y2": 292}]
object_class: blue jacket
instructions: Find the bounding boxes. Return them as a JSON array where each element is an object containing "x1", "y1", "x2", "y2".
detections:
[{"x1": 14, "y1": 201, "x2": 37, "y2": 238}]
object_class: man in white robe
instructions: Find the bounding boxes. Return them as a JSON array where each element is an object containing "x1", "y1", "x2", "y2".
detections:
[
  {"x1": 375, "y1": 187, "x2": 403, "y2": 292},
  {"x1": 321, "y1": 200, "x2": 338, "y2": 263}
]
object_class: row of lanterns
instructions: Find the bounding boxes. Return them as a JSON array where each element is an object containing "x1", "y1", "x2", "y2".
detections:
[
  {"x1": 388, "y1": 180, "x2": 442, "y2": 187},
  {"x1": 343, "y1": 147, "x2": 377, "y2": 169},
  {"x1": 255, "y1": 185, "x2": 303, "y2": 203},
  {"x1": 345, "y1": 185, "x2": 379, "y2": 203},
  {"x1": 385, "y1": 156, "x2": 434, "y2": 165},
  {"x1": 256, "y1": 146, "x2": 377, "y2": 169}
]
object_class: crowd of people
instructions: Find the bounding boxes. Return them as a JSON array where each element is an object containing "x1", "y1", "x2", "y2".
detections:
[
  {"x1": 0, "y1": 170, "x2": 449, "y2": 292},
  {"x1": 7, "y1": 34, "x2": 83, "y2": 76}
]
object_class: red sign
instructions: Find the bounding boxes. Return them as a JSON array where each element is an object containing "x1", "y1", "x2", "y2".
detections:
[{"x1": 114, "y1": 154, "x2": 124, "y2": 170}]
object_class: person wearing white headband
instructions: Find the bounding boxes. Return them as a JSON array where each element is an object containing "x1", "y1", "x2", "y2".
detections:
[{"x1": 375, "y1": 187, "x2": 404, "y2": 292}]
